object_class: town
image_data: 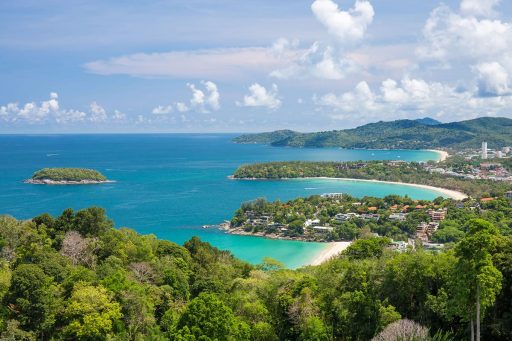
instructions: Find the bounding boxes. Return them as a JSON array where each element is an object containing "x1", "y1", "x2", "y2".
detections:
[{"x1": 227, "y1": 191, "x2": 512, "y2": 252}]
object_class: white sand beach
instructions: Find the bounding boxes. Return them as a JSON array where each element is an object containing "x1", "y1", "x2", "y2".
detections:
[
  {"x1": 427, "y1": 149, "x2": 449, "y2": 162},
  {"x1": 303, "y1": 177, "x2": 467, "y2": 201},
  {"x1": 309, "y1": 242, "x2": 352, "y2": 266}
]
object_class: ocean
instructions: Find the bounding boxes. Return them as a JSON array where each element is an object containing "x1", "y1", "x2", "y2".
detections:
[{"x1": 0, "y1": 134, "x2": 442, "y2": 268}]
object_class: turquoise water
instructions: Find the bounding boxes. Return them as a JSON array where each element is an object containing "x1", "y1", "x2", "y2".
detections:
[{"x1": 0, "y1": 134, "x2": 441, "y2": 268}]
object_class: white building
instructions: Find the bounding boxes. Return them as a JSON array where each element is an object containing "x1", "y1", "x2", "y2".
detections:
[{"x1": 482, "y1": 142, "x2": 488, "y2": 159}]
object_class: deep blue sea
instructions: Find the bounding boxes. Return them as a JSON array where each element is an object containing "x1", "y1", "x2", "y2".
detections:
[{"x1": 0, "y1": 134, "x2": 442, "y2": 268}]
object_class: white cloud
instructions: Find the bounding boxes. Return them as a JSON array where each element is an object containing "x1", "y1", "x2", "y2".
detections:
[
  {"x1": 270, "y1": 40, "x2": 357, "y2": 80},
  {"x1": 475, "y1": 62, "x2": 511, "y2": 96},
  {"x1": 460, "y1": 0, "x2": 501, "y2": 17},
  {"x1": 238, "y1": 83, "x2": 281, "y2": 110},
  {"x1": 315, "y1": 76, "x2": 512, "y2": 120},
  {"x1": 152, "y1": 105, "x2": 173, "y2": 115},
  {"x1": 311, "y1": 0, "x2": 374, "y2": 42},
  {"x1": 0, "y1": 93, "x2": 129, "y2": 125},
  {"x1": 89, "y1": 101, "x2": 107, "y2": 122},
  {"x1": 186, "y1": 81, "x2": 220, "y2": 113},
  {"x1": 84, "y1": 47, "x2": 298, "y2": 80},
  {"x1": 175, "y1": 102, "x2": 189, "y2": 113},
  {"x1": 112, "y1": 110, "x2": 126, "y2": 120}
]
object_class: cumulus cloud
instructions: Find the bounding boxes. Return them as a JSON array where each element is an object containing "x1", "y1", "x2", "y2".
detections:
[
  {"x1": 238, "y1": 83, "x2": 281, "y2": 110},
  {"x1": 112, "y1": 110, "x2": 126, "y2": 120},
  {"x1": 475, "y1": 62, "x2": 511, "y2": 96},
  {"x1": 271, "y1": 40, "x2": 357, "y2": 80},
  {"x1": 311, "y1": 0, "x2": 374, "y2": 42},
  {"x1": 151, "y1": 81, "x2": 220, "y2": 116},
  {"x1": 315, "y1": 76, "x2": 512, "y2": 120},
  {"x1": 460, "y1": 0, "x2": 501, "y2": 17},
  {"x1": 152, "y1": 105, "x2": 173, "y2": 115},
  {"x1": 0, "y1": 93, "x2": 126, "y2": 125},
  {"x1": 89, "y1": 102, "x2": 108, "y2": 122}
]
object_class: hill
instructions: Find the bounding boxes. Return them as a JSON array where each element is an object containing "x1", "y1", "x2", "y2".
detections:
[
  {"x1": 26, "y1": 168, "x2": 109, "y2": 184},
  {"x1": 233, "y1": 117, "x2": 512, "y2": 149}
]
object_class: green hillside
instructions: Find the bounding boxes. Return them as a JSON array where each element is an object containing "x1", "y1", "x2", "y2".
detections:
[{"x1": 233, "y1": 117, "x2": 512, "y2": 149}]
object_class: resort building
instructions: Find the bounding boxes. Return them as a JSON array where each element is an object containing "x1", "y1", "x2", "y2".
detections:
[
  {"x1": 482, "y1": 141, "x2": 488, "y2": 159},
  {"x1": 427, "y1": 208, "x2": 447, "y2": 222},
  {"x1": 335, "y1": 213, "x2": 359, "y2": 222},
  {"x1": 416, "y1": 222, "x2": 439, "y2": 243},
  {"x1": 321, "y1": 193, "x2": 344, "y2": 199},
  {"x1": 311, "y1": 226, "x2": 334, "y2": 234},
  {"x1": 505, "y1": 191, "x2": 512, "y2": 200},
  {"x1": 389, "y1": 213, "x2": 408, "y2": 221}
]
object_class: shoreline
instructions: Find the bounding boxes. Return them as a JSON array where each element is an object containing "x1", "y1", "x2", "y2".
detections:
[
  {"x1": 231, "y1": 176, "x2": 467, "y2": 200},
  {"x1": 426, "y1": 149, "x2": 449, "y2": 162},
  {"x1": 309, "y1": 242, "x2": 352, "y2": 266},
  {"x1": 25, "y1": 179, "x2": 115, "y2": 185}
]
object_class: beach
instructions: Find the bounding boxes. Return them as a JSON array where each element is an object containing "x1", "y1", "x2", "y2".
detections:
[
  {"x1": 427, "y1": 149, "x2": 449, "y2": 162},
  {"x1": 309, "y1": 241, "x2": 352, "y2": 266},
  {"x1": 305, "y1": 177, "x2": 467, "y2": 200}
]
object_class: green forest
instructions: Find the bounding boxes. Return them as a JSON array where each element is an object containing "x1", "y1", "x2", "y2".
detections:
[
  {"x1": 233, "y1": 161, "x2": 512, "y2": 197},
  {"x1": 31, "y1": 168, "x2": 107, "y2": 182},
  {"x1": 233, "y1": 117, "x2": 512, "y2": 149},
  {"x1": 1, "y1": 206, "x2": 511, "y2": 340}
]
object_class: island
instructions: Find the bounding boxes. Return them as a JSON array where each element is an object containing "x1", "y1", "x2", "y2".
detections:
[
  {"x1": 25, "y1": 168, "x2": 111, "y2": 185},
  {"x1": 233, "y1": 117, "x2": 512, "y2": 150}
]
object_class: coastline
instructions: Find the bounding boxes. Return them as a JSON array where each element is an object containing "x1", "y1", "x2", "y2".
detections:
[
  {"x1": 426, "y1": 149, "x2": 449, "y2": 162},
  {"x1": 25, "y1": 179, "x2": 115, "y2": 185},
  {"x1": 309, "y1": 242, "x2": 352, "y2": 266},
  {"x1": 306, "y1": 177, "x2": 467, "y2": 200},
  {"x1": 231, "y1": 176, "x2": 467, "y2": 200}
]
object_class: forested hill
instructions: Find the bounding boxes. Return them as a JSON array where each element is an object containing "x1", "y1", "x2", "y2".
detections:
[{"x1": 233, "y1": 117, "x2": 512, "y2": 149}]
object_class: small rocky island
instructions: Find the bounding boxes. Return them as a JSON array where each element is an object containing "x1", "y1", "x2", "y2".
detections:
[{"x1": 25, "y1": 168, "x2": 111, "y2": 185}]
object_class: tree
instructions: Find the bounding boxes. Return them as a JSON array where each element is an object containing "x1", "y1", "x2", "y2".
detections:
[
  {"x1": 174, "y1": 292, "x2": 250, "y2": 340},
  {"x1": 4, "y1": 264, "x2": 59, "y2": 338},
  {"x1": 63, "y1": 283, "x2": 122, "y2": 340},
  {"x1": 451, "y1": 219, "x2": 502, "y2": 341}
]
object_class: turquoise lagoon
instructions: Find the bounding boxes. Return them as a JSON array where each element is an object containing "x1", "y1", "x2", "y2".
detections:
[{"x1": 0, "y1": 134, "x2": 443, "y2": 268}]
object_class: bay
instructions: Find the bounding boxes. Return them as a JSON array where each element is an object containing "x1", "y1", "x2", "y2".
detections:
[{"x1": 0, "y1": 134, "x2": 442, "y2": 268}]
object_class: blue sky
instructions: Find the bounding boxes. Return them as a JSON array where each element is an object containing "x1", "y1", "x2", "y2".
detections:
[{"x1": 1, "y1": 0, "x2": 512, "y2": 133}]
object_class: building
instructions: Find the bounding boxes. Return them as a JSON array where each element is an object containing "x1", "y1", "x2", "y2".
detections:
[
  {"x1": 482, "y1": 142, "x2": 488, "y2": 159},
  {"x1": 428, "y1": 208, "x2": 447, "y2": 222},
  {"x1": 416, "y1": 222, "x2": 439, "y2": 242},
  {"x1": 361, "y1": 213, "x2": 380, "y2": 221},
  {"x1": 505, "y1": 191, "x2": 512, "y2": 200},
  {"x1": 335, "y1": 213, "x2": 359, "y2": 222},
  {"x1": 503, "y1": 147, "x2": 511, "y2": 154},
  {"x1": 389, "y1": 213, "x2": 408, "y2": 221},
  {"x1": 311, "y1": 226, "x2": 334, "y2": 233},
  {"x1": 496, "y1": 151, "x2": 503, "y2": 158},
  {"x1": 321, "y1": 193, "x2": 343, "y2": 199},
  {"x1": 304, "y1": 219, "x2": 321, "y2": 227}
]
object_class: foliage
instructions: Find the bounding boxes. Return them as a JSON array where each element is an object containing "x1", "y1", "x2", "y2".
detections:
[
  {"x1": 234, "y1": 117, "x2": 512, "y2": 149},
  {"x1": 233, "y1": 160, "x2": 512, "y2": 197},
  {"x1": 31, "y1": 168, "x2": 107, "y2": 182},
  {"x1": 0, "y1": 206, "x2": 511, "y2": 340}
]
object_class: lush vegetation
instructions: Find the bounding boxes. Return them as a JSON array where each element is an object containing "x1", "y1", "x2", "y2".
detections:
[
  {"x1": 230, "y1": 195, "x2": 512, "y2": 242},
  {"x1": 233, "y1": 161, "x2": 512, "y2": 197},
  {"x1": 233, "y1": 117, "x2": 512, "y2": 149},
  {"x1": 1, "y1": 207, "x2": 512, "y2": 340},
  {"x1": 31, "y1": 168, "x2": 107, "y2": 182}
]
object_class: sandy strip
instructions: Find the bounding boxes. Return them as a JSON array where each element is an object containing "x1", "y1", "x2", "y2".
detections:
[
  {"x1": 426, "y1": 149, "x2": 449, "y2": 162},
  {"x1": 309, "y1": 242, "x2": 352, "y2": 266},
  {"x1": 295, "y1": 177, "x2": 467, "y2": 200}
]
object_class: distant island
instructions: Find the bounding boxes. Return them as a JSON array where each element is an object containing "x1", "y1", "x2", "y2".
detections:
[
  {"x1": 233, "y1": 117, "x2": 512, "y2": 150},
  {"x1": 25, "y1": 168, "x2": 111, "y2": 185}
]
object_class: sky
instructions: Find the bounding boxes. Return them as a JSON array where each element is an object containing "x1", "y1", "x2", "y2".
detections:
[{"x1": 1, "y1": 0, "x2": 512, "y2": 133}]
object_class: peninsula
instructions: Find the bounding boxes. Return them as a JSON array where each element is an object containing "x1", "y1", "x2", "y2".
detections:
[
  {"x1": 232, "y1": 160, "x2": 512, "y2": 198},
  {"x1": 25, "y1": 168, "x2": 111, "y2": 185}
]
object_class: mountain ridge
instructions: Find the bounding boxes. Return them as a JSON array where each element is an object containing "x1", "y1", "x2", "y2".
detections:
[{"x1": 233, "y1": 117, "x2": 512, "y2": 149}]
